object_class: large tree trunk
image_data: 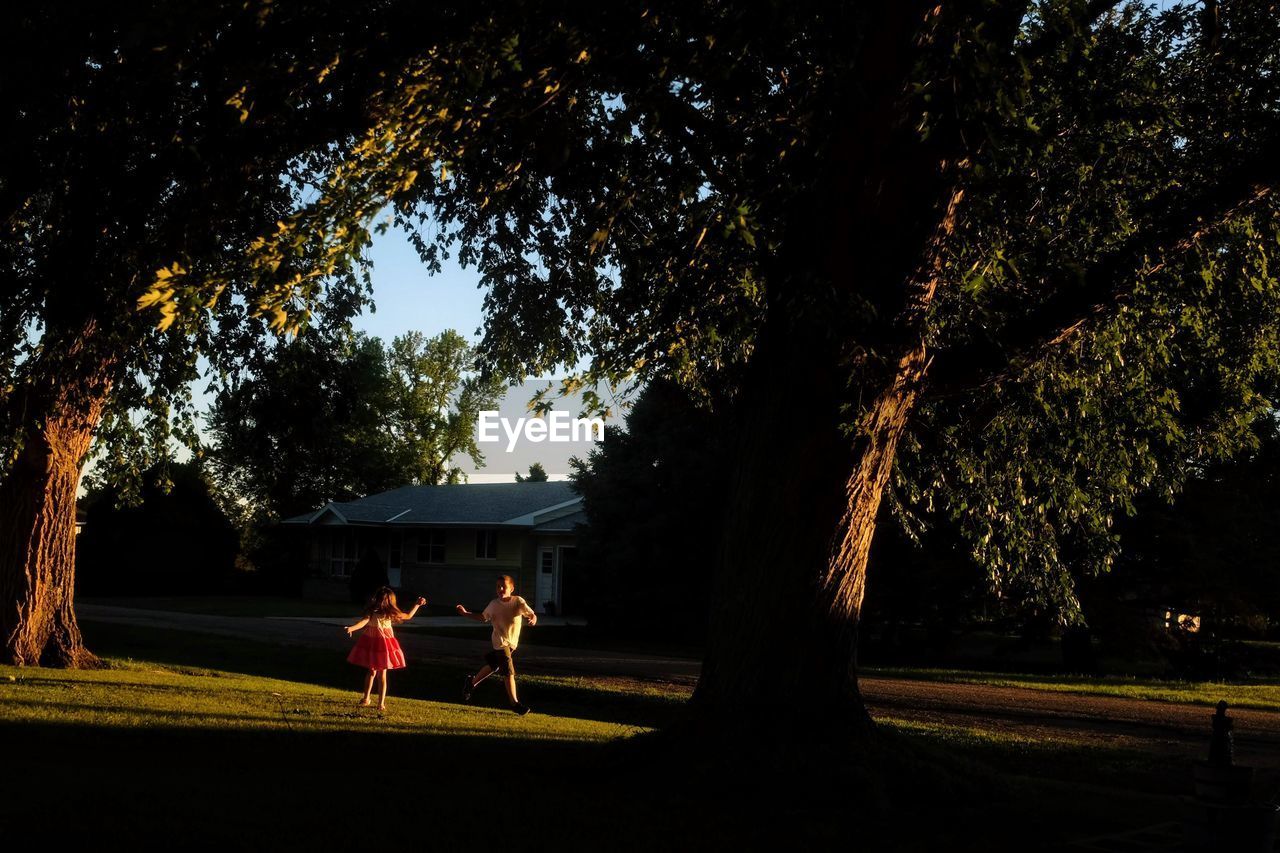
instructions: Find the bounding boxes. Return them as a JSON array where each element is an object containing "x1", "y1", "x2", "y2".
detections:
[
  {"x1": 690, "y1": 150, "x2": 963, "y2": 737},
  {"x1": 692, "y1": 157, "x2": 962, "y2": 733},
  {"x1": 690, "y1": 0, "x2": 970, "y2": 733},
  {"x1": 685, "y1": 0, "x2": 994, "y2": 742},
  {"x1": 690, "y1": 315, "x2": 932, "y2": 736},
  {"x1": 1, "y1": 319, "x2": 116, "y2": 667}
]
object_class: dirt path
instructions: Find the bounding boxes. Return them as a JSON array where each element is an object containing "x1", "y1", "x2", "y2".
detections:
[{"x1": 861, "y1": 676, "x2": 1280, "y2": 770}]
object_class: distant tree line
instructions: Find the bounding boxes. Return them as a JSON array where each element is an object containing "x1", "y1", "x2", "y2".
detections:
[
  {"x1": 76, "y1": 355, "x2": 1280, "y2": 677},
  {"x1": 77, "y1": 462, "x2": 239, "y2": 597},
  {"x1": 208, "y1": 327, "x2": 501, "y2": 525},
  {"x1": 76, "y1": 327, "x2": 500, "y2": 596}
]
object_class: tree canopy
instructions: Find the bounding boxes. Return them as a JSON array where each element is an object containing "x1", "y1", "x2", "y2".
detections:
[
  {"x1": 5, "y1": 0, "x2": 1280, "y2": 734},
  {"x1": 515, "y1": 463, "x2": 550, "y2": 482},
  {"x1": 0, "y1": 1, "x2": 407, "y2": 481},
  {"x1": 207, "y1": 328, "x2": 500, "y2": 522},
  {"x1": 76, "y1": 461, "x2": 240, "y2": 596},
  {"x1": 570, "y1": 379, "x2": 727, "y2": 639},
  {"x1": 148, "y1": 0, "x2": 1278, "y2": 622}
]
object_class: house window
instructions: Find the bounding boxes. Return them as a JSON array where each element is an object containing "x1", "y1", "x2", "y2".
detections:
[
  {"x1": 329, "y1": 532, "x2": 359, "y2": 578},
  {"x1": 475, "y1": 530, "x2": 498, "y2": 560},
  {"x1": 417, "y1": 530, "x2": 445, "y2": 564}
]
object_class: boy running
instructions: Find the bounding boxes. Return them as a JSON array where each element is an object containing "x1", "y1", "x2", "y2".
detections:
[{"x1": 457, "y1": 574, "x2": 537, "y2": 715}]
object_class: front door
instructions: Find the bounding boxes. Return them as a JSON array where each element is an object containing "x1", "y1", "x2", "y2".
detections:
[{"x1": 536, "y1": 547, "x2": 558, "y2": 614}]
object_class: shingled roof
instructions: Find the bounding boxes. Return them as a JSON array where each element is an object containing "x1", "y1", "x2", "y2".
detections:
[
  {"x1": 532, "y1": 509, "x2": 587, "y2": 533},
  {"x1": 281, "y1": 481, "x2": 580, "y2": 528}
]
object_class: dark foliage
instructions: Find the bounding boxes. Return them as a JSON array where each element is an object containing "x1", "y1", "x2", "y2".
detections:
[
  {"x1": 861, "y1": 521, "x2": 991, "y2": 663},
  {"x1": 76, "y1": 463, "x2": 239, "y2": 596},
  {"x1": 1078, "y1": 415, "x2": 1280, "y2": 670},
  {"x1": 207, "y1": 328, "x2": 499, "y2": 524},
  {"x1": 571, "y1": 381, "x2": 728, "y2": 641},
  {"x1": 515, "y1": 463, "x2": 549, "y2": 483}
]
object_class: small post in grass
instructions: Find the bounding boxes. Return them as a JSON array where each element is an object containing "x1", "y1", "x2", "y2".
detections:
[{"x1": 1182, "y1": 700, "x2": 1279, "y2": 852}]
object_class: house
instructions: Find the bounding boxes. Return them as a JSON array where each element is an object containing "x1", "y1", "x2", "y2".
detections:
[{"x1": 282, "y1": 482, "x2": 584, "y2": 614}]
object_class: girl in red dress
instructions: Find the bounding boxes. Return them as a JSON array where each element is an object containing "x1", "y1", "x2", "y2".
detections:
[{"x1": 344, "y1": 586, "x2": 426, "y2": 711}]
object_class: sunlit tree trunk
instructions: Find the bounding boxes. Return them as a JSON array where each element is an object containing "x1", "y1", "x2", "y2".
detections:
[
  {"x1": 684, "y1": 0, "x2": 989, "y2": 741},
  {"x1": 691, "y1": 316, "x2": 934, "y2": 736},
  {"x1": 691, "y1": 115, "x2": 964, "y2": 740},
  {"x1": 0, "y1": 319, "x2": 115, "y2": 667}
]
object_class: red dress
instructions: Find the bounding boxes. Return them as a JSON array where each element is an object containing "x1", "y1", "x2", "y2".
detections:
[{"x1": 347, "y1": 616, "x2": 407, "y2": 670}]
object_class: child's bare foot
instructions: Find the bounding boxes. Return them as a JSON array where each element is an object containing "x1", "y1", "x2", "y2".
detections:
[
  {"x1": 377, "y1": 704, "x2": 387, "y2": 712},
  {"x1": 357, "y1": 699, "x2": 372, "y2": 707}
]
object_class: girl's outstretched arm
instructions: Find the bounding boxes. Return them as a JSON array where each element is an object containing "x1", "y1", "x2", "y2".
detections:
[
  {"x1": 344, "y1": 617, "x2": 369, "y2": 637},
  {"x1": 400, "y1": 597, "x2": 428, "y2": 622}
]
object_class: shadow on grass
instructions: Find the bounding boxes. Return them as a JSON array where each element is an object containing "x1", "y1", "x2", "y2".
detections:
[
  {"x1": 0, "y1": 716, "x2": 1182, "y2": 852},
  {"x1": 81, "y1": 620, "x2": 684, "y2": 729},
  {"x1": 50, "y1": 621, "x2": 1188, "y2": 850}
]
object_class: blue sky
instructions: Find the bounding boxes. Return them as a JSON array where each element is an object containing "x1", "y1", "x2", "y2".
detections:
[
  {"x1": 358, "y1": 228, "x2": 487, "y2": 346},
  {"x1": 353, "y1": 232, "x2": 609, "y2": 482}
]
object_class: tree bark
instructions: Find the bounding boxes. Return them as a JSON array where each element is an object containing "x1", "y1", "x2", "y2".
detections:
[
  {"x1": 690, "y1": 260, "x2": 948, "y2": 741},
  {"x1": 1, "y1": 318, "x2": 116, "y2": 667},
  {"x1": 689, "y1": 4, "x2": 968, "y2": 733},
  {"x1": 691, "y1": 315, "x2": 883, "y2": 734}
]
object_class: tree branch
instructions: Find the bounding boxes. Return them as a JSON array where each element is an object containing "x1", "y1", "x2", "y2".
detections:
[
  {"x1": 1017, "y1": 0, "x2": 1124, "y2": 64},
  {"x1": 927, "y1": 147, "x2": 1280, "y2": 398}
]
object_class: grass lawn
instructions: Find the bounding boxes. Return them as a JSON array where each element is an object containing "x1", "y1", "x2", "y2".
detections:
[
  {"x1": 0, "y1": 621, "x2": 1193, "y2": 851},
  {"x1": 867, "y1": 666, "x2": 1280, "y2": 712},
  {"x1": 0, "y1": 661, "x2": 632, "y2": 742}
]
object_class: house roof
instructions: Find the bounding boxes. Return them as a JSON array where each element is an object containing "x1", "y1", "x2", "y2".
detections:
[
  {"x1": 281, "y1": 482, "x2": 581, "y2": 528},
  {"x1": 532, "y1": 510, "x2": 587, "y2": 533}
]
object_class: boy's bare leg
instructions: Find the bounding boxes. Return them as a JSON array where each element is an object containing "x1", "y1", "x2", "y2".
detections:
[
  {"x1": 504, "y1": 673, "x2": 518, "y2": 705},
  {"x1": 377, "y1": 670, "x2": 388, "y2": 710},
  {"x1": 470, "y1": 665, "x2": 494, "y2": 687},
  {"x1": 359, "y1": 670, "x2": 375, "y2": 705}
]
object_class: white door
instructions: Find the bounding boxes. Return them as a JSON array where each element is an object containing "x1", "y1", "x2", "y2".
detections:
[{"x1": 535, "y1": 547, "x2": 557, "y2": 614}]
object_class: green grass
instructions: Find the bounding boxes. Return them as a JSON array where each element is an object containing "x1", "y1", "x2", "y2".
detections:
[
  {"x1": 867, "y1": 666, "x2": 1280, "y2": 711},
  {"x1": 70, "y1": 619, "x2": 690, "y2": 729},
  {"x1": 0, "y1": 622, "x2": 1222, "y2": 850},
  {"x1": 874, "y1": 716, "x2": 1180, "y2": 794},
  {"x1": 0, "y1": 660, "x2": 636, "y2": 742}
]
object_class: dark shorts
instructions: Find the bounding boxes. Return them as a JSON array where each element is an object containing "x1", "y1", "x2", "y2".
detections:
[{"x1": 484, "y1": 646, "x2": 516, "y2": 676}]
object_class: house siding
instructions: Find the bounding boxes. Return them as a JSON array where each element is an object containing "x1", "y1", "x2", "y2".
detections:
[
  {"x1": 287, "y1": 481, "x2": 582, "y2": 612},
  {"x1": 399, "y1": 528, "x2": 537, "y2": 608},
  {"x1": 402, "y1": 528, "x2": 523, "y2": 569}
]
